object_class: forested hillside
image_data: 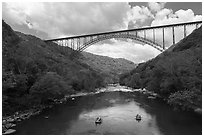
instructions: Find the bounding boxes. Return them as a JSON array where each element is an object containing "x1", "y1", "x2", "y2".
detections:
[
  {"x1": 119, "y1": 27, "x2": 202, "y2": 112},
  {"x1": 80, "y1": 52, "x2": 136, "y2": 83},
  {"x1": 2, "y1": 20, "x2": 105, "y2": 115}
]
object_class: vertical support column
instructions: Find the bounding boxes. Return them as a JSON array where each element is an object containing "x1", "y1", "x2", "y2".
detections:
[
  {"x1": 77, "y1": 38, "x2": 80, "y2": 50},
  {"x1": 67, "y1": 39, "x2": 70, "y2": 49},
  {"x1": 65, "y1": 39, "x2": 68, "y2": 52},
  {"x1": 153, "y1": 29, "x2": 155, "y2": 43},
  {"x1": 196, "y1": 24, "x2": 198, "y2": 29},
  {"x1": 64, "y1": 40, "x2": 66, "y2": 47},
  {"x1": 74, "y1": 39, "x2": 76, "y2": 50},
  {"x1": 66, "y1": 39, "x2": 69, "y2": 47},
  {"x1": 135, "y1": 31, "x2": 138, "y2": 37},
  {"x1": 172, "y1": 26, "x2": 175, "y2": 45},
  {"x1": 83, "y1": 37, "x2": 87, "y2": 50},
  {"x1": 58, "y1": 40, "x2": 61, "y2": 46},
  {"x1": 63, "y1": 40, "x2": 66, "y2": 52},
  {"x1": 162, "y1": 28, "x2": 165, "y2": 49},
  {"x1": 70, "y1": 39, "x2": 72, "y2": 50},
  {"x1": 63, "y1": 40, "x2": 65, "y2": 46},
  {"x1": 71, "y1": 39, "x2": 74, "y2": 50},
  {"x1": 60, "y1": 40, "x2": 62, "y2": 46},
  {"x1": 184, "y1": 25, "x2": 187, "y2": 38},
  {"x1": 144, "y1": 30, "x2": 146, "y2": 39}
]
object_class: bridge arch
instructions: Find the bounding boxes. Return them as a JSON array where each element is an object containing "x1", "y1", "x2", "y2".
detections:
[
  {"x1": 78, "y1": 34, "x2": 164, "y2": 52},
  {"x1": 45, "y1": 21, "x2": 202, "y2": 53}
]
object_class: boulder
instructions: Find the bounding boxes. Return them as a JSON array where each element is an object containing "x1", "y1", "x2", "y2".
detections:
[
  {"x1": 148, "y1": 96, "x2": 156, "y2": 99},
  {"x1": 2, "y1": 129, "x2": 16, "y2": 135},
  {"x1": 3, "y1": 119, "x2": 7, "y2": 124},
  {"x1": 5, "y1": 123, "x2": 13, "y2": 129},
  {"x1": 11, "y1": 124, "x2": 16, "y2": 127},
  {"x1": 7, "y1": 118, "x2": 15, "y2": 123},
  {"x1": 194, "y1": 108, "x2": 202, "y2": 114},
  {"x1": 151, "y1": 93, "x2": 158, "y2": 97}
]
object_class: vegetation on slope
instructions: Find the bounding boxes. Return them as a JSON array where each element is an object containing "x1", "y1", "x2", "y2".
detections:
[
  {"x1": 2, "y1": 20, "x2": 105, "y2": 115},
  {"x1": 119, "y1": 27, "x2": 202, "y2": 111},
  {"x1": 80, "y1": 52, "x2": 136, "y2": 84}
]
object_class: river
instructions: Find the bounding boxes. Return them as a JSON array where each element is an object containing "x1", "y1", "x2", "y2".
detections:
[{"x1": 14, "y1": 85, "x2": 202, "y2": 135}]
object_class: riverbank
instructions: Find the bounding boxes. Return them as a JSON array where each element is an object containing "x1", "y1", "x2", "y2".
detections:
[
  {"x1": 2, "y1": 95, "x2": 71, "y2": 134},
  {"x1": 11, "y1": 88, "x2": 202, "y2": 135}
]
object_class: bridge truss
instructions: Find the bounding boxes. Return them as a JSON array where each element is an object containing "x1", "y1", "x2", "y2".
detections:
[{"x1": 45, "y1": 21, "x2": 202, "y2": 52}]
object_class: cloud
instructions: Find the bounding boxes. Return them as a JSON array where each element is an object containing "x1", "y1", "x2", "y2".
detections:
[
  {"x1": 127, "y1": 5, "x2": 154, "y2": 29},
  {"x1": 85, "y1": 39, "x2": 161, "y2": 63},
  {"x1": 2, "y1": 2, "x2": 130, "y2": 39},
  {"x1": 152, "y1": 8, "x2": 202, "y2": 26},
  {"x1": 148, "y1": 2, "x2": 166, "y2": 13},
  {"x1": 155, "y1": 8, "x2": 173, "y2": 20}
]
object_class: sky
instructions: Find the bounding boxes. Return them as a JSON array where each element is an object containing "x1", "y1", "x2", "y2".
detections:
[{"x1": 2, "y1": 2, "x2": 202, "y2": 63}]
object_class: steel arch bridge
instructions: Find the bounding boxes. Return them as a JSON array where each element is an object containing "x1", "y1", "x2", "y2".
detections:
[{"x1": 45, "y1": 21, "x2": 202, "y2": 52}]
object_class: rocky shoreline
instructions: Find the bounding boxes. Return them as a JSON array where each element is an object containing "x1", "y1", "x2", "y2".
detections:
[
  {"x1": 2, "y1": 96, "x2": 71, "y2": 135},
  {"x1": 2, "y1": 90, "x2": 100, "y2": 135}
]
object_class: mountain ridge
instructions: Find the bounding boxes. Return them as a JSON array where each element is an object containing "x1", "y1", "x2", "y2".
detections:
[{"x1": 80, "y1": 51, "x2": 136, "y2": 83}]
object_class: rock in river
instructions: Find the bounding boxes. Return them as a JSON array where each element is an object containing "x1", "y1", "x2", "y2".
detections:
[
  {"x1": 2, "y1": 129, "x2": 16, "y2": 135},
  {"x1": 148, "y1": 96, "x2": 156, "y2": 99}
]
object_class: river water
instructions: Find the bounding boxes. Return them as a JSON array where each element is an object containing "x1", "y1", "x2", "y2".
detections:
[{"x1": 14, "y1": 85, "x2": 202, "y2": 135}]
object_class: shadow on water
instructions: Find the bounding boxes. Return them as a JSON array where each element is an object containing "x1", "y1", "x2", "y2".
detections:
[{"x1": 14, "y1": 91, "x2": 202, "y2": 135}]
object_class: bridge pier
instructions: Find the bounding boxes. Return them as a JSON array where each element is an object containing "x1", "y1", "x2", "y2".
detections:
[
  {"x1": 77, "y1": 38, "x2": 80, "y2": 50},
  {"x1": 172, "y1": 26, "x2": 175, "y2": 45},
  {"x1": 153, "y1": 29, "x2": 155, "y2": 43},
  {"x1": 162, "y1": 28, "x2": 165, "y2": 49},
  {"x1": 71, "y1": 39, "x2": 74, "y2": 50},
  {"x1": 144, "y1": 30, "x2": 146, "y2": 39},
  {"x1": 184, "y1": 25, "x2": 187, "y2": 38},
  {"x1": 196, "y1": 24, "x2": 198, "y2": 29}
]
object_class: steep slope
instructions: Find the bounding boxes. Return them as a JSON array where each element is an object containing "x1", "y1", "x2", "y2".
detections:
[
  {"x1": 80, "y1": 52, "x2": 136, "y2": 83},
  {"x1": 119, "y1": 27, "x2": 202, "y2": 111},
  {"x1": 2, "y1": 20, "x2": 105, "y2": 115}
]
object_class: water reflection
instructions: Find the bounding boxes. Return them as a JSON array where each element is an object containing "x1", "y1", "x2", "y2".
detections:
[{"x1": 15, "y1": 91, "x2": 201, "y2": 135}]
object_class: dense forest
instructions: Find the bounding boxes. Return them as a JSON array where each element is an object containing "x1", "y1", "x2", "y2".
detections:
[
  {"x1": 2, "y1": 20, "x2": 105, "y2": 115},
  {"x1": 80, "y1": 52, "x2": 135, "y2": 83},
  {"x1": 119, "y1": 26, "x2": 202, "y2": 112}
]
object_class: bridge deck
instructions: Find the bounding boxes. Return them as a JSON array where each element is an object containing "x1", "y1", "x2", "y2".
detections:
[{"x1": 45, "y1": 21, "x2": 202, "y2": 41}]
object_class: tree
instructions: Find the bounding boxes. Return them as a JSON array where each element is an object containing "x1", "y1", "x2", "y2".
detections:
[{"x1": 29, "y1": 72, "x2": 70, "y2": 104}]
